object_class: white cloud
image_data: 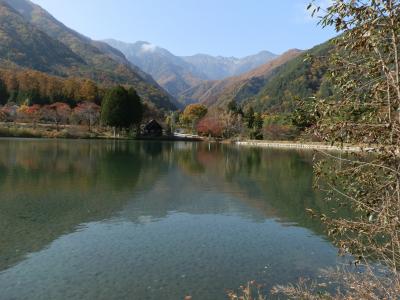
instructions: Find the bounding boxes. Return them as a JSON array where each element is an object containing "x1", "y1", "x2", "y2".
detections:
[{"x1": 141, "y1": 43, "x2": 158, "y2": 53}]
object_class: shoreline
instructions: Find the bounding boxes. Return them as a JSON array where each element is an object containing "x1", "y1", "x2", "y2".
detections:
[
  {"x1": 0, "y1": 125, "x2": 364, "y2": 151},
  {"x1": 235, "y1": 140, "x2": 364, "y2": 152},
  {"x1": 0, "y1": 133, "x2": 203, "y2": 142},
  {"x1": 0, "y1": 124, "x2": 203, "y2": 141}
]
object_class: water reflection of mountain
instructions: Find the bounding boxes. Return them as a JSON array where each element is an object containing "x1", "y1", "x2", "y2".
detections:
[
  {"x1": 115, "y1": 142, "x2": 346, "y2": 235},
  {"x1": 0, "y1": 140, "x2": 344, "y2": 272},
  {"x1": 191, "y1": 145, "x2": 334, "y2": 231},
  {"x1": 168, "y1": 143, "x2": 343, "y2": 235}
]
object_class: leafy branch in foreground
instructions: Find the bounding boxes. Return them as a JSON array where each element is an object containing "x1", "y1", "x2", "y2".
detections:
[
  {"x1": 230, "y1": 1, "x2": 400, "y2": 299},
  {"x1": 311, "y1": 0, "x2": 400, "y2": 270},
  {"x1": 302, "y1": 0, "x2": 400, "y2": 299}
]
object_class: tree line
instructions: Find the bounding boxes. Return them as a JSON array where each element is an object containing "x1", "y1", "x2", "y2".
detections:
[
  {"x1": 0, "y1": 69, "x2": 101, "y2": 106},
  {"x1": 0, "y1": 69, "x2": 144, "y2": 133},
  {"x1": 168, "y1": 101, "x2": 280, "y2": 140}
]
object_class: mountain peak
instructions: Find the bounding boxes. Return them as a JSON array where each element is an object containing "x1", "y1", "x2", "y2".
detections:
[
  {"x1": 105, "y1": 39, "x2": 280, "y2": 97},
  {"x1": 182, "y1": 50, "x2": 278, "y2": 80}
]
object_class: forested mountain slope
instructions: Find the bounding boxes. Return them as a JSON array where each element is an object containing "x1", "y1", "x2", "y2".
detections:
[
  {"x1": 180, "y1": 49, "x2": 303, "y2": 108},
  {"x1": 182, "y1": 40, "x2": 333, "y2": 114},
  {"x1": 0, "y1": 0, "x2": 177, "y2": 110},
  {"x1": 247, "y1": 41, "x2": 333, "y2": 112},
  {"x1": 0, "y1": 1, "x2": 84, "y2": 74}
]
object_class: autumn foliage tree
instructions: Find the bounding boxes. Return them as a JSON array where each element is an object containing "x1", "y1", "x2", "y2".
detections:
[
  {"x1": 17, "y1": 104, "x2": 41, "y2": 127},
  {"x1": 0, "y1": 69, "x2": 104, "y2": 105},
  {"x1": 41, "y1": 102, "x2": 71, "y2": 131},
  {"x1": 0, "y1": 104, "x2": 18, "y2": 122},
  {"x1": 73, "y1": 102, "x2": 100, "y2": 131},
  {"x1": 197, "y1": 116, "x2": 224, "y2": 138},
  {"x1": 0, "y1": 109, "x2": 6, "y2": 122},
  {"x1": 181, "y1": 103, "x2": 208, "y2": 131},
  {"x1": 79, "y1": 79, "x2": 99, "y2": 103}
]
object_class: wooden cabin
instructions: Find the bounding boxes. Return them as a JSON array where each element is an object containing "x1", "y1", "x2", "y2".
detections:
[{"x1": 143, "y1": 119, "x2": 163, "y2": 136}]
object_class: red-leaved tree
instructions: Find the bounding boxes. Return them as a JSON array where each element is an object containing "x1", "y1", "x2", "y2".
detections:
[
  {"x1": 197, "y1": 116, "x2": 224, "y2": 138},
  {"x1": 17, "y1": 105, "x2": 41, "y2": 128},
  {"x1": 41, "y1": 102, "x2": 71, "y2": 131},
  {"x1": 73, "y1": 102, "x2": 100, "y2": 131}
]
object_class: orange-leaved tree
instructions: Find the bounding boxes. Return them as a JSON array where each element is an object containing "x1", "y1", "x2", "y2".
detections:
[{"x1": 181, "y1": 104, "x2": 208, "y2": 132}]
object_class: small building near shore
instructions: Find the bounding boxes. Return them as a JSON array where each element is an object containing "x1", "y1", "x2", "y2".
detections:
[{"x1": 143, "y1": 119, "x2": 163, "y2": 136}]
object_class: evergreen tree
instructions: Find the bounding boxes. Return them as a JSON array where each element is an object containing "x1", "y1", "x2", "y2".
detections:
[
  {"x1": 244, "y1": 107, "x2": 255, "y2": 129},
  {"x1": 227, "y1": 100, "x2": 244, "y2": 116},
  {"x1": 250, "y1": 113, "x2": 264, "y2": 140},
  {"x1": 127, "y1": 87, "x2": 143, "y2": 127},
  {"x1": 101, "y1": 86, "x2": 143, "y2": 130},
  {"x1": 227, "y1": 100, "x2": 238, "y2": 114},
  {"x1": 254, "y1": 113, "x2": 263, "y2": 131},
  {"x1": 0, "y1": 79, "x2": 9, "y2": 105},
  {"x1": 16, "y1": 89, "x2": 42, "y2": 105}
]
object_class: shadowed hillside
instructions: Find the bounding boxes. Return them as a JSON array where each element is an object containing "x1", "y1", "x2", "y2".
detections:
[{"x1": 0, "y1": 0, "x2": 177, "y2": 110}]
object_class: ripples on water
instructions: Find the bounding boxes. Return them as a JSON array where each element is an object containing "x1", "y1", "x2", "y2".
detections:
[{"x1": 0, "y1": 139, "x2": 347, "y2": 299}]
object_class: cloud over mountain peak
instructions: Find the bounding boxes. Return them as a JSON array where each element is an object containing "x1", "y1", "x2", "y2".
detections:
[{"x1": 141, "y1": 43, "x2": 158, "y2": 53}]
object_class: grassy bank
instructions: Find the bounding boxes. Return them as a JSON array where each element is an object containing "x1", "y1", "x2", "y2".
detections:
[
  {"x1": 0, "y1": 123, "x2": 204, "y2": 141},
  {"x1": 0, "y1": 127, "x2": 102, "y2": 139},
  {"x1": 0, "y1": 123, "x2": 119, "y2": 140}
]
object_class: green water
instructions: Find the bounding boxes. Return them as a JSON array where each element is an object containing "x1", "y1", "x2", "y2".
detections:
[{"x1": 0, "y1": 139, "x2": 345, "y2": 299}]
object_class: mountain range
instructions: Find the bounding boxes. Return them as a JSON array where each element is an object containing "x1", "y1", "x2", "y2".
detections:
[
  {"x1": 104, "y1": 38, "x2": 332, "y2": 113},
  {"x1": 180, "y1": 49, "x2": 303, "y2": 108},
  {"x1": 104, "y1": 39, "x2": 207, "y2": 99},
  {"x1": 186, "y1": 40, "x2": 332, "y2": 113},
  {"x1": 181, "y1": 51, "x2": 278, "y2": 80},
  {"x1": 0, "y1": 0, "x2": 332, "y2": 114},
  {"x1": 105, "y1": 39, "x2": 278, "y2": 98}
]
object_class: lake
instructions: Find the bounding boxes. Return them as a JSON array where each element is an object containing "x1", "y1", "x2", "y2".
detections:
[{"x1": 0, "y1": 139, "x2": 346, "y2": 299}]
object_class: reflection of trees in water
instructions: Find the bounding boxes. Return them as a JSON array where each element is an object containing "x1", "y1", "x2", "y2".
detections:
[
  {"x1": 175, "y1": 143, "x2": 206, "y2": 175},
  {"x1": 170, "y1": 143, "x2": 352, "y2": 236},
  {"x1": 0, "y1": 140, "x2": 164, "y2": 271},
  {"x1": 140, "y1": 141, "x2": 164, "y2": 158},
  {"x1": 0, "y1": 140, "x2": 172, "y2": 190},
  {"x1": 126, "y1": 143, "x2": 334, "y2": 231},
  {"x1": 0, "y1": 140, "x2": 353, "y2": 273}
]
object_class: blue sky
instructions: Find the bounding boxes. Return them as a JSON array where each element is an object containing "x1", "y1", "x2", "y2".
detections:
[{"x1": 31, "y1": 0, "x2": 336, "y2": 57}]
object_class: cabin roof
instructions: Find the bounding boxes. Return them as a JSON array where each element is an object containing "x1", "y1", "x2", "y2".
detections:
[{"x1": 144, "y1": 119, "x2": 163, "y2": 130}]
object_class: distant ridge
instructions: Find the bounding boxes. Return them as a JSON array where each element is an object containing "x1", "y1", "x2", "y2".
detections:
[
  {"x1": 180, "y1": 49, "x2": 303, "y2": 107},
  {"x1": 105, "y1": 39, "x2": 278, "y2": 98},
  {"x1": 105, "y1": 39, "x2": 207, "y2": 98},
  {"x1": 181, "y1": 50, "x2": 278, "y2": 80}
]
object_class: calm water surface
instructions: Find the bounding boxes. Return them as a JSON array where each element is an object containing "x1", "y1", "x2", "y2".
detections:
[{"x1": 0, "y1": 139, "x2": 345, "y2": 299}]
